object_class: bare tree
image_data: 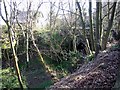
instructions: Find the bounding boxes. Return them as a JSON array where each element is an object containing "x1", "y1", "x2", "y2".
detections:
[
  {"x1": 0, "y1": 0, "x2": 23, "y2": 88},
  {"x1": 99, "y1": 1, "x2": 102, "y2": 46},
  {"x1": 89, "y1": 0, "x2": 95, "y2": 51},
  {"x1": 27, "y1": 2, "x2": 53, "y2": 72},
  {"x1": 76, "y1": 1, "x2": 91, "y2": 54},
  {"x1": 102, "y1": 2, "x2": 117, "y2": 50},
  {"x1": 26, "y1": 1, "x2": 31, "y2": 67},
  {"x1": 95, "y1": 2, "x2": 100, "y2": 56}
]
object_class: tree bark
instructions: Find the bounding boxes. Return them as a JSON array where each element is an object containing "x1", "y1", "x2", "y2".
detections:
[
  {"x1": 76, "y1": 1, "x2": 91, "y2": 54},
  {"x1": 99, "y1": 2, "x2": 103, "y2": 46},
  {"x1": 95, "y1": 2, "x2": 100, "y2": 57},
  {"x1": 102, "y1": 2, "x2": 117, "y2": 50},
  {"x1": 1, "y1": 1, "x2": 24, "y2": 89},
  {"x1": 89, "y1": 0, "x2": 95, "y2": 51}
]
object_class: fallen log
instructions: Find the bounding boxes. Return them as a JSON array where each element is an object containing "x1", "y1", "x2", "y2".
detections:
[{"x1": 48, "y1": 43, "x2": 120, "y2": 90}]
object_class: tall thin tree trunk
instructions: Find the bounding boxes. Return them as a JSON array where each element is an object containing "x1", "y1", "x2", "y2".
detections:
[
  {"x1": 76, "y1": 1, "x2": 91, "y2": 54},
  {"x1": 26, "y1": 1, "x2": 31, "y2": 67},
  {"x1": 76, "y1": 1, "x2": 85, "y2": 37},
  {"x1": 89, "y1": 0, "x2": 95, "y2": 51},
  {"x1": 0, "y1": 1, "x2": 24, "y2": 88},
  {"x1": 102, "y1": 2, "x2": 117, "y2": 50},
  {"x1": 99, "y1": 2, "x2": 103, "y2": 46},
  {"x1": 95, "y1": 2, "x2": 100, "y2": 56},
  {"x1": 8, "y1": 27, "x2": 24, "y2": 89},
  {"x1": 26, "y1": 29, "x2": 29, "y2": 67},
  {"x1": 29, "y1": 28, "x2": 51, "y2": 72},
  {"x1": 73, "y1": 6, "x2": 77, "y2": 52},
  {"x1": 73, "y1": 35, "x2": 77, "y2": 52},
  {"x1": 50, "y1": 2, "x2": 52, "y2": 30},
  {"x1": 108, "y1": 1, "x2": 110, "y2": 22},
  {"x1": 29, "y1": 15, "x2": 51, "y2": 72}
]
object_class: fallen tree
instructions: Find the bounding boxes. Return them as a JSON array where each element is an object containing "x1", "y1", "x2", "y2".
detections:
[{"x1": 48, "y1": 42, "x2": 120, "y2": 90}]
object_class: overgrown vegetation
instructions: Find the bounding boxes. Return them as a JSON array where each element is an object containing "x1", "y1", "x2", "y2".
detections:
[
  {"x1": 0, "y1": 0, "x2": 120, "y2": 89},
  {"x1": 0, "y1": 68, "x2": 26, "y2": 88}
]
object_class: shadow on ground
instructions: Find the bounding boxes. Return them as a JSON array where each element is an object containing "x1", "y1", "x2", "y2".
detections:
[{"x1": 20, "y1": 56, "x2": 53, "y2": 89}]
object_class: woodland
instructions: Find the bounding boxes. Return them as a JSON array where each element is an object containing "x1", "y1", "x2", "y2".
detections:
[{"x1": 0, "y1": 0, "x2": 120, "y2": 89}]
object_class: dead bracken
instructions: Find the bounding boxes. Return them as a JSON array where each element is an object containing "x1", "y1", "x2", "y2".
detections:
[{"x1": 49, "y1": 43, "x2": 120, "y2": 89}]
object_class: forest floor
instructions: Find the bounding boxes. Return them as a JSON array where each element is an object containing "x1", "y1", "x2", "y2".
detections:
[
  {"x1": 2, "y1": 39, "x2": 119, "y2": 89},
  {"x1": 49, "y1": 42, "x2": 120, "y2": 89},
  {"x1": 21, "y1": 56, "x2": 53, "y2": 88}
]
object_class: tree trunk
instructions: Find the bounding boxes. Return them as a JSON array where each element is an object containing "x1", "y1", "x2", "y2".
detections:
[
  {"x1": 102, "y1": 2, "x2": 117, "y2": 50},
  {"x1": 29, "y1": 18, "x2": 51, "y2": 73},
  {"x1": 7, "y1": 26, "x2": 24, "y2": 89},
  {"x1": 73, "y1": 35, "x2": 77, "y2": 52},
  {"x1": 99, "y1": 2, "x2": 103, "y2": 46},
  {"x1": 95, "y1": 2, "x2": 100, "y2": 57},
  {"x1": 89, "y1": 0, "x2": 95, "y2": 51},
  {"x1": 26, "y1": 2, "x2": 30, "y2": 67},
  {"x1": 1, "y1": 1, "x2": 24, "y2": 89},
  {"x1": 76, "y1": 1, "x2": 91, "y2": 54},
  {"x1": 26, "y1": 29, "x2": 29, "y2": 67}
]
